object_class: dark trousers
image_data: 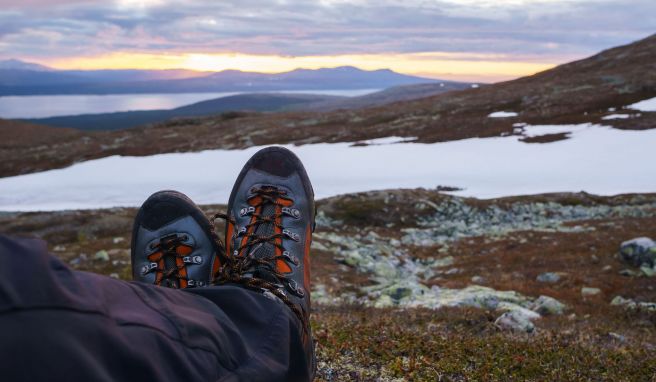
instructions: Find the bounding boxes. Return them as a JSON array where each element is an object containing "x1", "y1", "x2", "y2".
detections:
[{"x1": 0, "y1": 235, "x2": 315, "y2": 381}]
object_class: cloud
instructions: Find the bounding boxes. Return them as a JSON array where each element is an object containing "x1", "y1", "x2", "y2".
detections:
[{"x1": 0, "y1": 0, "x2": 654, "y2": 66}]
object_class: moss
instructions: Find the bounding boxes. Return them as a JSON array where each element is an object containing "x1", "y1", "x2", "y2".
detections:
[
  {"x1": 313, "y1": 307, "x2": 656, "y2": 381},
  {"x1": 329, "y1": 199, "x2": 384, "y2": 226}
]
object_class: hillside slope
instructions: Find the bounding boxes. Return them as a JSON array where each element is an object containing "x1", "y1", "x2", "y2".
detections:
[
  {"x1": 26, "y1": 93, "x2": 345, "y2": 131},
  {"x1": 25, "y1": 81, "x2": 469, "y2": 131}
]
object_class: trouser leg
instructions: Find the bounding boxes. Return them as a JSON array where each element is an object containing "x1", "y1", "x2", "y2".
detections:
[{"x1": 0, "y1": 234, "x2": 314, "y2": 382}]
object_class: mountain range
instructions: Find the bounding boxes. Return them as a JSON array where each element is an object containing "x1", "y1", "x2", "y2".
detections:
[{"x1": 0, "y1": 61, "x2": 436, "y2": 95}]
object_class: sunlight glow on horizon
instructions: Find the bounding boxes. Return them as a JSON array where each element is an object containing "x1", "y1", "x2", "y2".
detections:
[{"x1": 44, "y1": 52, "x2": 558, "y2": 83}]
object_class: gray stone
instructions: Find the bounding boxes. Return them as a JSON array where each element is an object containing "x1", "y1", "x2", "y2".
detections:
[
  {"x1": 112, "y1": 237, "x2": 125, "y2": 244},
  {"x1": 619, "y1": 237, "x2": 656, "y2": 267},
  {"x1": 109, "y1": 273, "x2": 120, "y2": 279},
  {"x1": 640, "y1": 265, "x2": 656, "y2": 277},
  {"x1": 581, "y1": 287, "x2": 602, "y2": 297},
  {"x1": 619, "y1": 269, "x2": 637, "y2": 277},
  {"x1": 608, "y1": 332, "x2": 627, "y2": 343},
  {"x1": 495, "y1": 310, "x2": 536, "y2": 333},
  {"x1": 536, "y1": 272, "x2": 562, "y2": 283},
  {"x1": 610, "y1": 296, "x2": 656, "y2": 312},
  {"x1": 531, "y1": 295, "x2": 566, "y2": 315},
  {"x1": 471, "y1": 275, "x2": 486, "y2": 284},
  {"x1": 94, "y1": 250, "x2": 110, "y2": 262}
]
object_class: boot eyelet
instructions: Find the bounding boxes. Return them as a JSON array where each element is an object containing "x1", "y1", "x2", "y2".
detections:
[
  {"x1": 282, "y1": 251, "x2": 300, "y2": 266},
  {"x1": 282, "y1": 229, "x2": 300, "y2": 242},
  {"x1": 282, "y1": 207, "x2": 301, "y2": 219},
  {"x1": 287, "y1": 279, "x2": 305, "y2": 297},
  {"x1": 141, "y1": 262, "x2": 158, "y2": 275},
  {"x1": 240, "y1": 206, "x2": 256, "y2": 217}
]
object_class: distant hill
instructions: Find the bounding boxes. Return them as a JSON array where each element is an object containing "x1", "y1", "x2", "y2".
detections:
[
  {"x1": 0, "y1": 64, "x2": 436, "y2": 96},
  {"x1": 25, "y1": 93, "x2": 345, "y2": 130},
  {"x1": 25, "y1": 81, "x2": 470, "y2": 131},
  {"x1": 293, "y1": 81, "x2": 473, "y2": 111},
  {"x1": 0, "y1": 59, "x2": 52, "y2": 71}
]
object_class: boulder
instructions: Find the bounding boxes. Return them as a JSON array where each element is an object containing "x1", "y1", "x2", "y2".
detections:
[
  {"x1": 619, "y1": 237, "x2": 656, "y2": 267},
  {"x1": 531, "y1": 295, "x2": 566, "y2": 315},
  {"x1": 536, "y1": 272, "x2": 562, "y2": 283},
  {"x1": 495, "y1": 310, "x2": 536, "y2": 333},
  {"x1": 581, "y1": 287, "x2": 602, "y2": 297},
  {"x1": 94, "y1": 250, "x2": 110, "y2": 262},
  {"x1": 610, "y1": 295, "x2": 656, "y2": 312}
]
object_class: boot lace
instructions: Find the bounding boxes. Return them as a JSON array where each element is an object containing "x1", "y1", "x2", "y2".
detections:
[
  {"x1": 209, "y1": 186, "x2": 309, "y2": 331},
  {"x1": 145, "y1": 233, "x2": 205, "y2": 288}
]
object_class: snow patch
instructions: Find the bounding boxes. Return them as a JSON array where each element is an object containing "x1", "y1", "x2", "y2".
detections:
[
  {"x1": 0, "y1": 125, "x2": 655, "y2": 211},
  {"x1": 627, "y1": 96, "x2": 656, "y2": 112},
  {"x1": 602, "y1": 114, "x2": 633, "y2": 120},
  {"x1": 357, "y1": 136, "x2": 418, "y2": 145},
  {"x1": 488, "y1": 111, "x2": 518, "y2": 118},
  {"x1": 520, "y1": 123, "x2": 595, "y2": 138}
]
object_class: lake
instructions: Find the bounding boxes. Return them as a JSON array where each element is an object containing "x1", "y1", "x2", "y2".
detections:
[{"x1": 0, "y1": 89, "x2": 380, "y2": 119}]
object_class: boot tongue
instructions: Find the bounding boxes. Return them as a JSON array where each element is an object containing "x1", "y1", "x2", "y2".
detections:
[{"x1": 248, "y1": 202, "x2": 280, "y2": 283}]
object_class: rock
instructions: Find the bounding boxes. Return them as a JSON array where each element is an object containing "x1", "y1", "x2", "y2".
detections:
[
  {"x1": 389, "y1": 238, "x2": 401, "y2": 247},
  {"x1": 640, "y1": 265, "x2": 656, "y2": 277},
  {"x1": 619, "y1": 269, "x2": 637, "y2": 277},
  {"x1": 536, "y1": 272, "x2": 562, "y2": 283},
  {"x1": 112, "y1": 237, "x2": 125, "y2": 244},
  {"x1": 611, "y1": 296, "x2": 634, "y2": 307},
  {"x1": 53, "y1": 245, "x2": 66, "y2": 252},
  {"x1": 581, "y1": 287, "x2": 602, "y2": 297},
  {"x1": 495, "y1": 310, "x2": 536, "y2": 333},
  {"x1": 531, "y1": 295, "x2": 566, "y2": 315},
  {"x1": 610, "y1": 296, "x2": 656, "y2": 312},
  {"x1": 602, "y1": 265, "x2": 613, "y2": 272},
  {"x1": 310, "y1": 241, "x2": 329, "y2": 251},
  {"x1": 471, "y1": 275, "x2": 486, "y2": 284},
  {"x1": 94, "y1": 250, "x2": 110, "y2": 262},
  {"x1": 619, "y1": 237, "x2": 656, "y2": 267},
  {"x1": 608, "y1": 332, "x2": 627, "y2": 343},
  {"x1": 373, "y1": 294, "x2": 394, "y2": 308},
  {"x1": 342, "y1": 250, "x2": 364, "y2": 267},
  {"x1": 69, "y1": 253, "x2": 88, "y2": 266},
  {"x1": 430, "y1": 256, "x2": 454, "y2": 268},
  {"x1": 109, "y1": 273, "x2": 120, "y2": 279}
]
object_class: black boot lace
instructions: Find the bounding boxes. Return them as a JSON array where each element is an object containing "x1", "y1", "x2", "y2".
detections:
[
  {"x1": 146, "y1": 233, "x2": 203, "y2": 288},
  {"x1": 209, "y1": 186, "x2": 309, "y2": 331}
]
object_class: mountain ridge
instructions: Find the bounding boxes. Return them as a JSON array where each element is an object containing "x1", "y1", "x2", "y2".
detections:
[{"x1": 0, "y1": 64, "x2": 437, "y2": 96}]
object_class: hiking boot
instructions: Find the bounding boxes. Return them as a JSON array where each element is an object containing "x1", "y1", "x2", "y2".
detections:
[
  {"x1": 221, "y1": 146, "x2": 315, "y2": 324},
  {"x1": 131, "y1": 190, "x2": 223, "y2": 288}
]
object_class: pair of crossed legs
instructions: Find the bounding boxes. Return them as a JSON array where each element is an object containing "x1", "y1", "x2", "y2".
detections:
[{"x1": 0, "y1": 147, "x2": 316, "y2": 381}]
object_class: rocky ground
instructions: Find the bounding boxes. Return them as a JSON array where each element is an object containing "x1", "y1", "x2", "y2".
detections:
[{"x1": 1, "y1": 189, "x2": 655, "y2": 380}]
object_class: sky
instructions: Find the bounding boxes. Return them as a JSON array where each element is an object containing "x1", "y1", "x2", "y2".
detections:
[{"x1": 0, "y1": 0, "x2": 654, "y2": 82}]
